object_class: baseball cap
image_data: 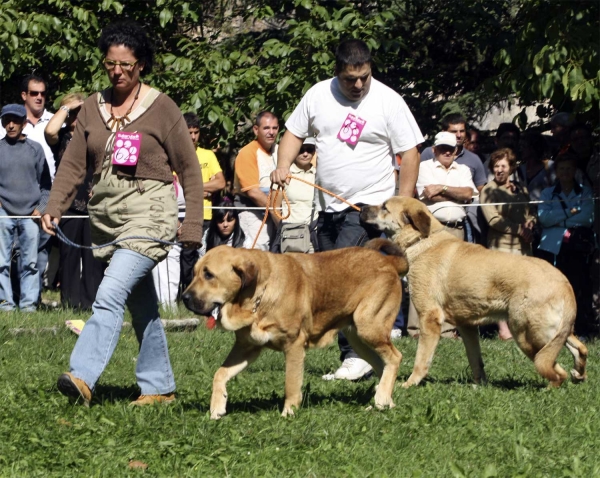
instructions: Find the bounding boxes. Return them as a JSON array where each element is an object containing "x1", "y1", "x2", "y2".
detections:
[
  {"x1": 0, "y1": 104, "x2": 27, "y2": 119},
  {"x1": 434, "y1": 131, "x2": 457, "y2": 148},
  {"x1": 303, "y1": 136, "x2": 316, "y2": 146}
]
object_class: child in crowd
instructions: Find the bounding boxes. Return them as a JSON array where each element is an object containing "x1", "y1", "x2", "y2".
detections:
[
  {"x1": 0, "y1": 104, "x2": 51, "y2": 312},
  {"x1": 199, "y1": 198, "x2": 250, "y2": 258}
]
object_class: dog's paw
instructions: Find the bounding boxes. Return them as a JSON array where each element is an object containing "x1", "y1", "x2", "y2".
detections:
[
  {"x1": 210, "y1": 409, "x2": 226, "y2": 420},
  {"x1": 281, "y1": 407, "x2": 295, "y2": 418},
  {"x1": 401, "y1": 381, "x2": 412, "y2": 389},
  {"x1": 570, "y1": 369, "x2": 587, "y2": 383}
]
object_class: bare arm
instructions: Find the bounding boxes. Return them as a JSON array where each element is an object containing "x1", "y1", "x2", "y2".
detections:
[
  {"x1": 245, "y1": 188, "x2": 270, "y2": 208},
  {"x1": 44, "y1": 100, "x2": 84, "y2": 146},
  {"x1": 397, "y1": 147, "x2": 420, "y2": 197},
  {"x1": 423, "y1": 184, "x2": 473, "y2": 203},
  {"x1": 271, "y1": 131, "x2": 304, "y2": 186},
  {"x1": 203, "y1": 172, "x2": 226, "y2": 196}
]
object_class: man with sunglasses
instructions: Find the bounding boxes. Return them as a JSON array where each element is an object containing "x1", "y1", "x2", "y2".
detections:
[{"x1": 0, "y1": 75, "x2": 56, "y2": 180}]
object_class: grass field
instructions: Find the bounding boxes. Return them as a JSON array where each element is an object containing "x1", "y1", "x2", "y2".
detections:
[{"x1": 1, "y1": 305, "x2": 598, "y2": 477}]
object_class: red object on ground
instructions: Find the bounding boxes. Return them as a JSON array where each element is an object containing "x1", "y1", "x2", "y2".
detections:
[{"x1": 207, "y1": 316, "x2": 217, "y2": 330}]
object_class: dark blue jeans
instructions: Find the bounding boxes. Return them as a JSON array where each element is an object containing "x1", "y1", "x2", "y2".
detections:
[{"x1": 317, "y1": 207, "x2": 382, "y2": 361}]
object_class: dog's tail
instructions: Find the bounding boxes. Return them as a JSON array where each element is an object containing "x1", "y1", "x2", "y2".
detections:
[
  {"x1": 533, "y1": 287, "x2": 585, "y2": 386},
  {"x1": 364, "y1": 238, "x2": 409, "y2": 276}
]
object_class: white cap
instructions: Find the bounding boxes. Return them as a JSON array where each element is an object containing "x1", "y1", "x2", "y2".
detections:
[
  {"x1": 303, "y1": 136, "x2": 316, "y2": 146},
  {"x1": 434, "y1": 131, "x2": 457, "y2": 147}
]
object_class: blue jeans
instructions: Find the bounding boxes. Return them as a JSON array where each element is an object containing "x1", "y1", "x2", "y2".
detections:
[
  {"x1": 69, "y1": 248, "x2": 175, "y2": 395},
  {"x1": 317, "y1": 207, "x2": 382, "y2": 361},
  {"x1": 0, "y1": 207, "x2": 40, "y2": 311}
]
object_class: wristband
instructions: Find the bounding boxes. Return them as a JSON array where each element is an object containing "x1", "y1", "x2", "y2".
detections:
[{"x1": 60, "y1": 105, "x2": 70, "y2": 114}]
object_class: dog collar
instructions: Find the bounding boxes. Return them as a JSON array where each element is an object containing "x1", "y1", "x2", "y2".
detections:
[{"x1": 252, "y1": 286, "x2": 267, "y2": 313}]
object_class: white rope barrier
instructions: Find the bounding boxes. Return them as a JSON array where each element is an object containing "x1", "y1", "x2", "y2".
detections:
[{"x1": 1, "y1": 196, "x2": 598, "y2": 220}]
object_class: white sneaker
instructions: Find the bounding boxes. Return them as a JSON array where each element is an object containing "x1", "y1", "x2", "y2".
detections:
[
  {"x1": 390, "y1": 329, "x2": 403, "y2": 340},
  {"x1": 333, "y1": 358, "x2": 373, "y2": 380}
]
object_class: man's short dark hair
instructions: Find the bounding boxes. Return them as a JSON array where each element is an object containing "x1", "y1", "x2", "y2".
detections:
[
  {"x1": 20, "y1": 74, "x2": 47, "y2": 94},
  {"x1": 254, "y1": 111, "x2": 278, "y2": 127},
  {"x1": 99, "y1": 20, "x2": 154, "y2": 76},
  {"x1": 183, "y1": 112, "x2": 200, "y2": 130},
  {"x1": 441, "y1": 113, "x2": 466, "y2": 131},
  {"x1": 335, "y1": 39, "x2": 372, "y2": 74},
  {"x1": 496, "y1": 122, "x2": 520, "y2": 140}
]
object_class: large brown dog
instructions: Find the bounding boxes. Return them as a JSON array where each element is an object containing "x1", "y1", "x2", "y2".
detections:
[
  {"x1": 360, "y1": 197, "x2": 587, "y2": 388},
  {"x1": 182, "y1": 239, "x2": 408, "y2": 419}
]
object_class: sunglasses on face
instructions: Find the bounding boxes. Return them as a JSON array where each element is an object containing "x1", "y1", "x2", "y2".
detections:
[
  {"x1": 299, "y1": 146, "x2": 316, "y2": 155},
  {"x1": 103, "y1": 59, "x2": 139, "y2": 71},
  {"x1": 28, "y1": 91, "x2": 46, "y2": 97},
  {"x1": 437, "y1": 145, "x2": 456, "y2": 154}
]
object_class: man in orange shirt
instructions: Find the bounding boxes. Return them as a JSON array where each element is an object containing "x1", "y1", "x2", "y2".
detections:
[{"x1": 233, "y1": 111, "x2": 279, "y2": 250}]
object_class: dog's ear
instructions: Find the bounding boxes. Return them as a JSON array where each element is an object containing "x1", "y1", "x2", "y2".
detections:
[
  {"x1": 232, "y1": 259, "x2": 258, "y2": 289},
  {"x1": 405, "y1": 208, "x2": 431, "y2": 237}
]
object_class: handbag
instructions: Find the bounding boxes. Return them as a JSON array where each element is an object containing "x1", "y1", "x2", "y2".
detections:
[
  {"x1": 280, "y1": 223, "x2": 311, "y2": 253},
  {"x1": 562, "y1": 227, "x2": 596, "y2": 254}
]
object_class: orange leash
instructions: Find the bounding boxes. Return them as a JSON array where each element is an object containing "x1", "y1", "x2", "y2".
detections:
[{"x1": 240, "y1": 175, "x2": 360, "y2": 249}]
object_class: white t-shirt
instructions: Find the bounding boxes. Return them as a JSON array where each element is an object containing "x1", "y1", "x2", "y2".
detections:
[
  {"x1": 285, "y1": 78, "x2": 424, "y2": 212},
  {"x1": 416, "y1": 159, "x2": 478, "y2": 222}
]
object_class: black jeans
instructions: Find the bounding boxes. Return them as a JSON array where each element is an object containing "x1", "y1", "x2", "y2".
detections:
[
  {"x1": 317, "y1": 207, "x2": 381, "y2": 361},
  {"x1": 58, "y1": 217, "x2": 105, "y2": 310}
]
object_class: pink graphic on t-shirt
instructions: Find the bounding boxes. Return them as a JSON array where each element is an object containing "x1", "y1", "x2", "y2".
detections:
[
  {"x1": 112, "y1": 132, "x2": 141, "y2": 166},
  {"x1": 337, "y1": 113, "x2": 366, "y2": 146}
]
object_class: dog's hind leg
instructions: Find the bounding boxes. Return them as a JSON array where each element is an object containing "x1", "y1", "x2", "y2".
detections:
[
  {"x1": 457, "y1": 325, "x2": 487, "y2": 384},
  {"x1": 282, "y1": 338, "x2": 306, "y2": 417},
  {"x1": 343, "y1": 326, "x2": 401, "y2": 409},
  {"x1": 210, "y1": 341, "x2": 262, "y2": 419},
  {"x1": 565, "y1": 334, "x2": 588, "y2": 383},
  {"x1": 403, "y1": 308, "x2": 443, "y2": 388}
]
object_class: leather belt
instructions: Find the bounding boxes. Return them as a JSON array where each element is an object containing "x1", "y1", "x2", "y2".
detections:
[{"x1": 440, "y1": 219, "x2": 464, "y2": 229}]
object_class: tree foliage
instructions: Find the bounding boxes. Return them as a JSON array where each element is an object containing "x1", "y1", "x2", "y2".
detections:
[{"x1": 0, "y1": 0, "x2": 597, "y2": 154}]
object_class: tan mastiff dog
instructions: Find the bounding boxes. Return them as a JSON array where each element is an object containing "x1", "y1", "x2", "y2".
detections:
[
  {"x1": 360, "y1": 197, "x2": 587, "y2": 388},
  {"x1": 182, "y1": 239, "x2": 408, "y2": 419}
]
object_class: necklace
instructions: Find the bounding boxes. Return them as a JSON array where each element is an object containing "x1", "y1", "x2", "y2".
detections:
[{"x1": 107, "y1": 82, "x2": 142, "y2": 131}]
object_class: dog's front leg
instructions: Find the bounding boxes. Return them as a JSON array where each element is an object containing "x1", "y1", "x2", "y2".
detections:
[
  {"x1": 457, "y1": 325, "x2": 487, "y2": 384},
  {"x1": 282, "y1": 340, "x2": 306, "y2": 417},
  {"x1": 210, "y1": 341, "x2": 262, "y2": 419},
  {"x1": 403, "y1": 308, "x2": 443, "y2": 388}
]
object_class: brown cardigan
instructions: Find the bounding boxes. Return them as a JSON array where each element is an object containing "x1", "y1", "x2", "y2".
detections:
[{"x1": 45, "y1": 91, "x2": 204, "y2": 243}]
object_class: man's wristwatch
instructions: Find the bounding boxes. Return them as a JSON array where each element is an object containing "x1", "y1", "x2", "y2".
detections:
[
  {"x1": 60, "y1": 105, "x2": 70, "y2": 114},
  {"x1": 442, "y1": 185, "x2": 448, "y2": 195}
]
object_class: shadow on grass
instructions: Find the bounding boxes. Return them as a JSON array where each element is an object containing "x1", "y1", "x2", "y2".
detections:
[
  {"x1": 180, "y1": 381, "x2": 377, "y2": 415},
  {"x1": 92, "y1": 384, "x2": 140, "y2": 405}
]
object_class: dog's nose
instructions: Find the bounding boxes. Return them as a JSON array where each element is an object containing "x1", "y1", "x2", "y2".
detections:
[{"x1": 181, "y1": 292, "x2": 192, "y2": 307}]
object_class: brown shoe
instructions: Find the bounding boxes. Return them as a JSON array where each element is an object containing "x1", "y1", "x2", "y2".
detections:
[
  {"x1": 57, "y1": 372, "x2": 92, "y2": 407},
  {"x1": 129, "y1": 393, "x2": 176, "y2": 406}
]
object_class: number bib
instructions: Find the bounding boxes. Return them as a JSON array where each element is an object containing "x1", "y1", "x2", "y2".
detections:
[
  {"x1": 337, "y1": 113, "x2": 366, "y2": 146},
  {"x1": 112, "y1": 131, "x2": 141, "y2": 166}
]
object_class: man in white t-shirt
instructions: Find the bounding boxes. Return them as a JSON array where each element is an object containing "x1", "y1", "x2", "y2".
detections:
[{"x1": 271, "y1": 39, "x2": 424, "y2": 381}]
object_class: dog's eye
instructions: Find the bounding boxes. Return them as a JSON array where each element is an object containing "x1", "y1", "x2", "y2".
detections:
[{"x1": 203, "y1": 268, "x2": 214, "y2": 281}]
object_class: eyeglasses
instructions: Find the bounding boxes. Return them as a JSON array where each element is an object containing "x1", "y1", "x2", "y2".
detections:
[
  {"x1": 102, "y1": 59, "x2": 139, "y2": 71},
  {"x1": 299, "y1": 146, "x2": 316, "y2": 155},
  {"x1": 28, "y1": 91, "x2": 46, "y2": 97}
]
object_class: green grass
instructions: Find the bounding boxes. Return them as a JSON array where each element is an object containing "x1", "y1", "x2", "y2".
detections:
[{"x1": 1, "y1": 306, "x2": 599, "y2": 477}]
